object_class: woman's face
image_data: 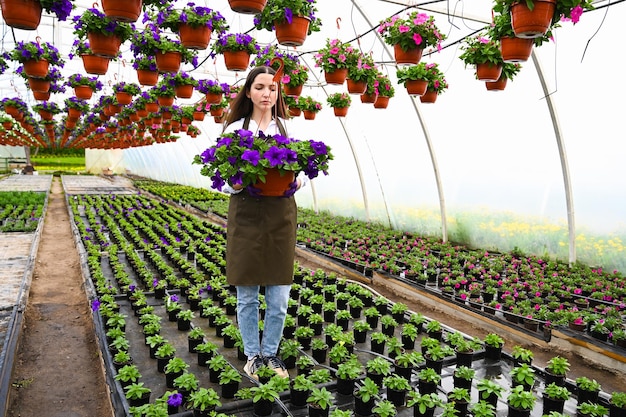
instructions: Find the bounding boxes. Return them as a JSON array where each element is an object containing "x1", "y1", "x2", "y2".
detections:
[{"x1": 247, "y1": 73, "x2": 277, "y2": 113}]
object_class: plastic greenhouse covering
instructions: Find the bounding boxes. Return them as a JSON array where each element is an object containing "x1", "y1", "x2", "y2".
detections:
[{"x1": 1, "y1": 0, "x2": 625, "y2": 272}]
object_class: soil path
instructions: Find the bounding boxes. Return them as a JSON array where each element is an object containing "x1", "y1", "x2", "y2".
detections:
[{"x1": 6, "y1": 177, "x2": 113, "y2": 417}]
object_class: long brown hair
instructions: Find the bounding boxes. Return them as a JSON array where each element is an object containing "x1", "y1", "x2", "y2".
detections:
[{"x1": 223, "y1": 66, "x2": 290, "y2": 129}]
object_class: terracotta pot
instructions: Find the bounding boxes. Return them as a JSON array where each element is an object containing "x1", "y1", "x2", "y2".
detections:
[
  {"x1": 475, "y1": 63, "x2": 503, "y2": 82},
  {"x1": 500, "y1": 36, "x2": 534, "y2": 63},
  {"x1": 68, "y1": 108, "x2": 82, "y2": 121},
  {"x1": 38, "y1": 110, "x2": 53, "y2": 121},
  {"x1": 81, "y1": 54, "x2": 110, "y2": 75},
  {"x1": 223, "y1": 50, "x2": 250, "y2": 72},
  {"x1": 303, "y1": 110, "x2": 316, "y2": 120},
  {"x1": 28, "y1": 77, "x2": 50, "y2": 93},
  {"x1": 0, "y1": 0, "x2": 42, "y2": 30},
  {"x1": 193, "y1": 111, "x2": 206, "y2": 121},
  {"x1": 393, "y1": 44, "x2": 424, "y2": 65},
  {"x1": 115, "y1": 91, "x2": 133, "y2": 105},
  {"x1": 486, "y1": 76, "x2": 507, "y2": 91},
  {"x1": 420, "y1": 90, "x2": 438, "y2": 103},
  {"x1": 253, "y1": 168, "x2": 295, "y2": 196},
  {"x1": 32, "y1": 90, "x2": 50, "y2": 101},
  {"x1": 23, "y1": 59, "x2": 49, "y2": 78},
  {"x1": 284, "y1": 84, "x2": 303, "y2": 97},
  {"x1": 275, "y1": 15, "x2": 310, "y2": 47},
  {"x1": 289, "y1": 106, "x2": 301, "y2": 117},
  {"x1": 74, "y1": 85, "x2": 94, "y2": 100},
  {"x1": 360, "y1": 93, "x2": 376, "y2": 103},
  {"x1": 346, "y1": 79, "x2": 367, "y2": 95},
  {"x1": 324, "y1": 68, "x2": 348, "y2": 85},
  {"x1": 157, "y1": 95, "x2": 175, "y2": 107},
  {"x1": 102, "y1": 0, "x2": 141, "y2": 22},
  {"x1": 228, "y1": 0, "x2": 267, "y2": 14},
  {"x1": 209, "y1": 107, "x2": 224, "y2": 117},
  {"x1": 88, "y1": 32, "x2": 122, "y2": 58},
  {"x1": 179, "y1": 23, "x2": 211, "y2": 50},
  {"x1": 137, "y1": 69, "x2": 158, "y2": 86},
  {"x1": 373, "y1": 95, "x2": 390, "y2": 109},
  {"x1": 175, "y1": 84, "x2": 194, "y2": 99},
  {"x1": 145, "y1": 102, "x2": 159, "y2": 113},
  {"x1": 511, "y1": 0, "x2": 556, "y2": 39},
  {"x1": 205, "y1": 92, "x2": 223, "y2": 104},
  {"x1": 333, "y1": 106, "x2": 349, "y2": 117},
  {"x1": 155, "y1": 51, "x2": 182, "y2": 73},
  {"x1": 405, "y1": 79, "x2": 428, "y2": 96}
]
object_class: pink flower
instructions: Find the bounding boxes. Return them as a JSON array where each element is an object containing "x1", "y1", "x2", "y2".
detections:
[
  {"x1": 398, "y1": 25, "x2": 410, "y2": 33},
  {"x1": 281, "y1": 75, "x2": 291, "y2": 84},
  {"x1": 570, "y1": 5, "x2": 583, "y2": 23},
  {"x1": 329, "y1": 47, "x2": 339, "y2": 55},
  {"x1": 413, "y1": 13, "x2": 429, "y2": 25},
  {"x1": 413, "y1": 33, "x2": 423, "y2": 46},
  {"x1": 338, "y1": 54, "x2": 346, "y2": 62}
]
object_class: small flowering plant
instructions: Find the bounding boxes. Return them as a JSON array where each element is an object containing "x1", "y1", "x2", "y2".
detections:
[
  {"x1": 493, "y1": 0, "x2": 594, "y2": 27},
  {"x1": 40, "y1": 67, "x2": 66, "y2": 93},
  {"x1": 72, "y1": 8, "x2": 135, "y2": 41},
  {"x1": 132, "y1": 55, "x2": 158, "y2": 71},
  {"x1": 65, "y1": 74, "x2": 103, "y2": 90},
  {"x1": 374, "y1": 74, "x2": 395, "y2": 98},
  {"x1": 500, "y1": 62, "x2": 522, "y2": 81},
  {"x1": 68, "y1": 40, "x2": 92, "y2": 60},
  {"x1": 210, "y1": 33, "x2": 258, "y2": 55},
  {"x1": 378, "y1": 11, "x2": 446, "y2": 52},
  {"x1": 254, "y1": 0, "x2": 322, "y2": 34},
  {"x1": 172, "y1": 71, "x2": 198, "y2": 87},
  {"x1": 39, "y1": 0, "x2": 74, "y2": 21},
  {"x1": 32, "y1": 101, "x2": 62, "y2": 115},
  {"x1": 300, "y1": 96, "x2": 322, "y2": 113},
  {"x1": 9, "y1": 41, "x2": 64, "y2": 65},
  {"x1": 153, "y1": 75, "x2": 176, "y2": 97},
  {"x1": 0, "y1": 52, "x2": 10, "y2": 74},
  {"x1": 253, "y1": 44, "x2": 309, "y2": 88},
  {"x1": 156, "y1": 3, "x2": 229, "y2": 33},
  {"x1": 458, "y1": 35, "x2": 503, "y2": 66},
  {"x1": 64, "y1": 97, "x2": 90, "y2": 112},
  {"x1": 132, "y1": 24, "x2": 199, "y2": 66},
  {"x1": 347, "y1": 52, "x2": 377, "y2": 83},
  {"x1": 197, "y1": 79, "x2": 230, "y2": 95},
  {"x1": 193, "y1": 129, "x2": 333, "y2": 193},
  {"x1": 326, "y1": 92, "x2": 351, "y2": 108},
  {"x1": 112, "y1": 81, "x2": 142, "y2": 95},
  {"x1": 396, "y1": 62, "x2": 449, "y2": 95},
  {"x1": 314, "y1": 39, "x2": 356, "y2": 73}
]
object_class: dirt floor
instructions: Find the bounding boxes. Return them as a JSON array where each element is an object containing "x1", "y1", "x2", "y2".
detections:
[{"x1": 5, "y1": 176, "x2": 626, "y2": 417}]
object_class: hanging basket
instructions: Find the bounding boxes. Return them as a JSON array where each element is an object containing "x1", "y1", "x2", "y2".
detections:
[
  {"x1": 275, "y1": 15, "x2": 310, "y2": 47},
  {"x1": 88, "y1": 32, "x2": 122, "y2": 58},
  {"x1": 284, "y1": 84, "x2": 303, "y2": 97},
  {"x1": 303, "y1": 110, "x2": 317, "y2": 120},
  {"x1": 23, "y1": 59, "x2": 49, "y2": 79},
  {"x1": 81, "y1": 54, "x2": 110, "y2": 75},
  {"x1": 155, "y1": 51, "x2": 182, "y2": 74},
  {"x1": 32, "y1": 90, "x2": 50, "y2": 101},
  {"x1": 360, "y1": 93, "x2": 376, "y2": 104},
  {"x1": 223, "y1": 50, "x2": 250, "y2": 72},
  {"x1": 157, "y1": 95, "x2": 175, "y2": 107},
  {"x1": 373, "y1": 96, "x2": 390, "y2": 109},
  {"x1": 38, "y1": 109, "x2": 53, "y2": 121},
  {"x1": 511, "y1": 0, "x2": 556, "y2": 39},
  {"x1": 393, "y1": 44, "x2": 424, "y2": 65},
  {"x1": 74, "y1": 85, "x2": 94, "y2": 100},
  {"x1": 115, "y1": 91, "x2": 133, "y2": 105},
  {"x1": 0, "y1": 0, "x2": 42, "y2": 30},
  {"x1": 27, "y1": 77, "x2": 50, "y2": 93},
  {"x1": 253, "y1": 168, "x2": 296, "y2": 197},
  {"x1": 324, "y1": 68, "x2": 348, "y2": 85},
  {"x1": 420, "y1": 90, "x2": 438, "y2": 104},
  {"x1": 228, "y1": 0, "x2": 267, "y2": 14},
  {"x1": 179, "y1": 23, "x2": 212, "y2": 50},
  {"x1": 500, "y1": 36, "x2": 534, "y2": 63},
  {"x1": 101, "y1": 0, "x2": 142, "y2": 22},
  {"x1": 175, "y1": 84, "x2": 194, "y2": 99},
  {"x1": 205, "y1": 92, "x2": 223, "y2": 104},
  {"x1": 333, "y1": 106, "x2": 349, "y2": 117},
  {"x1": 137, "y1": 69, "x2": 159, "y2": 86},
  {"x1": 346, "y1": 79, "x2": 367, "y2": 95},
  {"x1": 485, "y1": 76, "x2": 507, "y2": 91},
  {"x1": 475, "y1": 63, "x2": 503, "y2": 82},
  {"x1": 405, "y1": 79, "x2": 428, "y2": 96}
]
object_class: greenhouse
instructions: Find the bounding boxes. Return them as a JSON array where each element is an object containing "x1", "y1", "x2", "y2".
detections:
[{"x1": 0, "y1": 0, "x2": 625, "y2": 416}]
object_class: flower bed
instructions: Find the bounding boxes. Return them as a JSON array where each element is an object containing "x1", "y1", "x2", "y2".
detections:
[
  {"x1": 0, "y1": 191, "x2": 45, "y2": 232},
  {"x1": 67, "y1": 191, "x2": 626, "y2": 417}
]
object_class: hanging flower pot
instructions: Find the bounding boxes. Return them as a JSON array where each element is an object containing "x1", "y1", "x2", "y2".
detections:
[
  {"x1": 209, "y1": 107, "x2": 224, "y2": 117},
  {"x1": 303, "y1": 110, "x2": 317, "y2": 120},
  {"x1": 155, "y1": 51, "x2": 182, "y2": 74},
  {"x1": 27, "y1": 77, "x2": 51, "y2": 93},
  {"x1": 205, "y1": 92, "x2": 223, "y2": 104},
  {"x1": 74, "y1": 85, "x2": 94, "y2": 100},
  {"x1": 405, "y1": 79, "x2": 428, "y2": 96},
  {"x1": 175, "y1": 84, "x2": 194, "y2": 99},
  {"x1": 500, "y1": 37, "x2": 534, "y2": 63},
  {"x1": 157, "y1": 95, "x2": 175, "y2": 107},
  {"x1": 333, "y1": 106, "x2": 349, "y2": 117},
  {"x1": 68, "y1": 108, "x2": 82, "y2": 120},
  {"x1": 253, "y1": 168, "x2": 296, "y2": 197},
  {"x1": 193, "y1": 111, "x2": 206, "y2": 121},
  {"x1": 115, "y1": 91, "x2": 133, "y2": 105},
  {"x1": 393, "y1": 44, "x2": 423, "y2": 65},
  {"x1": 511, "y1": 0, "x2": 557, "y2": 39},
  {"x1": 346, "y1": 79, "x2": 367, "y2": 95},
  {"x1": 88, "y1": 32, "x2": 122, "y2": 58},
  {"x1": 179, "y1": 24, "x2": 212, "y2": 50},
  {"x1": 475, "y1": 63, "x2": 503, "y2": 82},
  {"x1": 485, "y1": 76, "x2": 507, "y2": 91},
  {"x1": 101, "y1": 0, "x2": 142, "y2": 22},
  {"x1": 284, "y1": 84, "x2": 303, "y2": 97},
  {"x1": 223, "y1": 50, "x2": 251, "y2": 72},
  {"x1": 81, "y1": 54, "x2": 110, "y2": 75},
  {"x1": 0, "y1": 0, "x2": 42, "y2": 30},
  {"x1": 228, "y1": 0, "x2": 267, "y2": 14},
  {"x1": 37, "y1": 110, "x2": 53, "y2": 121},
  {"x1": 275, "y1": 15, "x2": 310, "y2": 47},
  {"x1": 32, "y1": 90, "x2": 50, "y2": 101},
  {"x1": 137, "y1": 69, "x2": 158, "y2": 86},
  {"x1": 324, "y1": 68, "x2": 348, "y2": 85},
  {"x1": 360, "y1": 93, "x2": 376, "y2": 104},
  {"x1": 288, "y1": 106, "x2": 301, "y2": 117},
  {"x1": 373, "y1": 96, "x2": 390, "y2": 109},
  {"x1": 146, "y1": 102, "x2": 159, "y2": 113},
  {"x1": 420, "y1": 90, "x2": 438, "y2": 104},
  {"x1": 23, "y1": 59, "x2": 49, "y2": 79}
]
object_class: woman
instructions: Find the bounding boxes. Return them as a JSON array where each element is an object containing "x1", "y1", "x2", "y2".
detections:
[{"x1": 222, "y1": 66, "x2": 306, "y2": 380}]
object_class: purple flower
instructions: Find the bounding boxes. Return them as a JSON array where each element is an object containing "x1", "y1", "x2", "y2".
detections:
[
  {"x1": 241, "y1": 149, "x2": 260, "y2": 165},
  {"x1": 168, "y1": 393, "x2": 183, "y2": 407},
  {"x1": 91, "y1": 299, "x2": 101, "y2": 311}
]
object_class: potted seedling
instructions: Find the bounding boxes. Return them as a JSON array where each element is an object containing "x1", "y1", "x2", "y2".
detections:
[
  {"x1": 477, "y1": 378, "x2": 505, "y2": 408},
  {"x1": 576, "y1": 377, "x2": 601, "y2": 404},
  {"x1": 290, "y1": 374, "x2": 315, "y2": 406},
  {"x1": 372, "y1": 399, "x2": 397, "y2": 417},
  {"x1": 250, "y1": 382, "x2": 280, "y2": 416},
  {"x1": 164, "y1": 357, "x2": 189, "y2": 388},
  {"x1": 366, "y1": 356, "x2": 392, "y2": 385},
  {"x1": 545, "y1": 355, "x2": 570, "y2": 386},
  {"x1": 218, "y1": 366, "x2": 242, "y2": 399},
  {"x1": 370, "y1": 331, "x2": 388, "y2": 354},
  {"x1": 296, "y1": 355, "x2": 315, "y2": 376},
  {"x1": 115, "y1": 364, "x2": 141, "y2": 387},
  {"x1": 407, "y1": 391, "x2": 443, "y2": 417},
  {"x1": 453, "y1": 366, "x2": 475, "y2": 391},
  {"x1": 510, "y1": 363, "x2": 535, "y2": 391},
  {"x1": 279, "y1": 338, "x2": 301, "y2": 369},
  {"x1": 511, "y1": 345, "x2": 533, "y2": 366},
  {"x1": 507, "y1": 385, "x2": 537, "y2": 417},
  {"x1": 125, "y1": 382, "x2": 151, "y2": 407},
  {"x1": 354, "y1": 377, "x2": 380, "y2": 416},
  {"x1": 383, "y1": 374, "x2": 412, "y2": 407},
  {"x1": 335, "y1": 358, "x2": 363, "y2": 395},
  {"x1": 543, "y1": 382, "x2": 570, "y2": 414},
  {"x1": 470, "y1": 400, "x2": 497, "y2": 417},
  {"x1": 187, "y1": 387, "x2": 221, "y2": 414},
  {"x1": 307, "y1": 387, "x2": 335, "y2": 417},
  {"x1": 418, "y1": 367, "x2": 441, "y2": 395},
  {"x1": 577, "y1": 402, "x2": 609, "y2": 417},
  {"x1": 311, "y1": 338, "x2": 329, "y2": 363},
  {"x1": 447, "y1": 387, "x2": 471, "y2": 416},
  {"x1": 173, "y1": 372, "x2": 199, "y2": 400},
  {"x1": 353, "y1": 320, "x2": 372, "y2": 343},
  {"x1": 483, "y1": 333, "x2": 505, "y2": 360}
]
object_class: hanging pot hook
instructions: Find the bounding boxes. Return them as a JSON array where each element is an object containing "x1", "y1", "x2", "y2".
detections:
[
  {"x1": 270, "y1": 57, "x2": 284, "y2": 83},
  {"x1": 35, "y1": 36, "x2": 41, "y2": 46},
  {"x1": 336, "y1": 17, "x2": 341, "y2": 29}
]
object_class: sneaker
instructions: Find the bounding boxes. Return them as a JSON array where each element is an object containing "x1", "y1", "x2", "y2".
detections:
[
  {"x1": 243, "y1": 354, "x2": 264, "y2": 380},
  {"x1": 265, "y1": 355, "x2": 289, "y2": 378}
]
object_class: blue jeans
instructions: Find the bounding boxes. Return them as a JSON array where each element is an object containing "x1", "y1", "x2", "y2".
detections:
[{"x1": 236, "y1": 284, "x2": 290, "y2": 358}]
